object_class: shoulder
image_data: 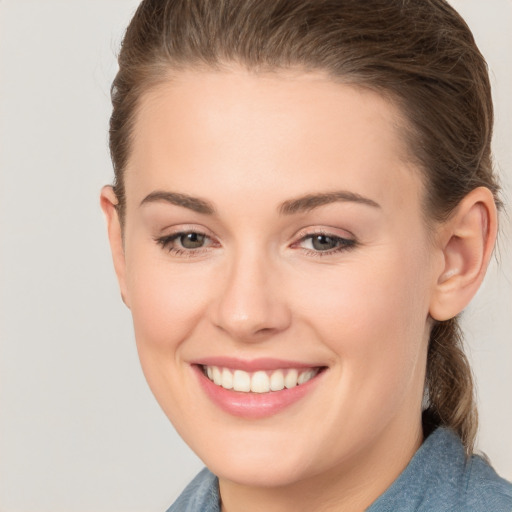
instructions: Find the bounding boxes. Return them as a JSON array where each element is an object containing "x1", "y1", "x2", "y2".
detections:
[
  {"x1": 431, "y1": 429, "x2": 512, "y2": 511},
  {"x1": 368, "y1": 428, "x2": 512, "y2": 512},
  {"x1": 462, "y1": 453, "x2": 512, "y2": 511},
  {"x1": 166, "y1": 468, "x2": 220, "y2": 512}
]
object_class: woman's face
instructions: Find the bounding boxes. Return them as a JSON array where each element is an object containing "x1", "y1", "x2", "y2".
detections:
[{"x1": 114, "y1": 68, "x2": 440, "y2": 487}]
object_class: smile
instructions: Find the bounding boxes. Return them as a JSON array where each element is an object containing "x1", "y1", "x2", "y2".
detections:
[
  {"x1": 193, "y1": 360, "x2": 327, "y2": 419},
  {"x1": 202, "y1": 365, "x2": 320, "y2": 393}
]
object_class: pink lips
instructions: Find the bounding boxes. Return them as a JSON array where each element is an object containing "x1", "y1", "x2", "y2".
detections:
[{"x1": 191, "y1": 357, "x2": 325, "y2": 419}]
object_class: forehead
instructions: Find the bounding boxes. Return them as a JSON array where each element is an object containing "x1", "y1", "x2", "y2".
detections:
[{"x1": 126, "y1": 67, "x2": 423, "y2": 214}]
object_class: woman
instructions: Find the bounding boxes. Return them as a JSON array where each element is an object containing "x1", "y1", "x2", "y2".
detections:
[{"x1": 101, "y1": 0, "x2": 512, "y2": 510}]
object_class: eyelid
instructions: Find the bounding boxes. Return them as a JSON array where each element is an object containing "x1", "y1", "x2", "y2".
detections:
[
  {"x1": 156, "y1": 223, "x2": 216, "y2": 237},
  {"x1": 292, "y1": 225, "x2": 356, "y2": 242}
]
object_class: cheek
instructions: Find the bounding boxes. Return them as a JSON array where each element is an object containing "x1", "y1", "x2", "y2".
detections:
[
  {"x1": 123, "y1": 246, "x2": 218, "y2": 425},
  {"x1": 298, "y1": 250, "x2": 429, "y2": 341},
  {"x1": 293, "y1": 246, "x2": 431, "y2": 400},
  {"x1": 124, "y1": 245, "x2": 213, "y2": 354}
]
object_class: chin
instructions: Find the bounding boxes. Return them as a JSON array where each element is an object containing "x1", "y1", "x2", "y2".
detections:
[
  {"x1": 209, "y1": 450, "x2": 315, "y2": 488},
  {"x1": 178, "y1": 419, "x2": 333, "y2": 488}
]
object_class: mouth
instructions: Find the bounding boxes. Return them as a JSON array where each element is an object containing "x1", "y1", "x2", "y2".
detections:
[
  {"x1": 192, "y1": 360, "x2": 327, "y2": 419},
  {"x1": 201, "y1": 365, "x2": 321, "y2": 393}
]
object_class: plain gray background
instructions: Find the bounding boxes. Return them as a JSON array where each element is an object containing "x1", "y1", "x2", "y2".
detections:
[{"x1": 0, "y1": 1, "x2": 510, "y2": 511}]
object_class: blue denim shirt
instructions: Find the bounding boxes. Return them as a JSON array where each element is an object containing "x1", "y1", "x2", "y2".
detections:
[{"x1": 166, "y1": 428, "x2": 512, "y2": 511}]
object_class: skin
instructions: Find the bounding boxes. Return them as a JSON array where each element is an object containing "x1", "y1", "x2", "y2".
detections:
[{"x1": 101, "y1": 67, "x2": 497, "y2": 512}]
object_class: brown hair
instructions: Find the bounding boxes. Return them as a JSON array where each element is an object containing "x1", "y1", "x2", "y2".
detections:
[{"x1": 109, "y1": 0, "x2": 501, "y2": 453}]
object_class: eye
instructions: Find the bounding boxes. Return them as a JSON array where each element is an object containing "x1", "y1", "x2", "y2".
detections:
[
  {"x1": 155, "y1": 230, "x2": 216, "y2": 255},
  {"x1": 296, "y1": 232, "x2": 356, "y2": 255},
  {"x1": 308, "y1": 234, "x2": 340, "y2": 251},
  {"x1": 178, "y1": 232, "x2": 206, "y2": 249}
]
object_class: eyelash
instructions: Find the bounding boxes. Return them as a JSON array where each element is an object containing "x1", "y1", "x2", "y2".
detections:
[
  {"x1": 155, "y1": 231, "x2": 216, "y2": 257},
  {"x1": 154, "y1": 231, "x2": 357, "y2": 258}
]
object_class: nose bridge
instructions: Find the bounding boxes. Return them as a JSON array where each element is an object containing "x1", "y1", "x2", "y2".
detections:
[{"x1": 212, "y1": 242, "x2": 290, "y2": 340}]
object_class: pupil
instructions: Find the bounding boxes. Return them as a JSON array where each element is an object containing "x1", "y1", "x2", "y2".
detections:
[
  {"x1": 312, "y1": 235, "x2": 336, "y2": 251},
  {"x1": 181, "y1": 233, "x2": 205, "y2": 249}
]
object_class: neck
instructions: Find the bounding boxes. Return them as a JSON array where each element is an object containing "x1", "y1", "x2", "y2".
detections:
[{"x1": 219, "y1": 419, "x2": 423, "y2": 512}]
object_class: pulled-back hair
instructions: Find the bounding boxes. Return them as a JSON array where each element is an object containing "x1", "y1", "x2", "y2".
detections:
[{"x1": 109, "y1": 0, "x2": 501, "y2": 453}]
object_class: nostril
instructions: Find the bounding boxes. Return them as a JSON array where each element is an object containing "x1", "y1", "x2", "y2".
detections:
[{"x1": 254, "y1": 327, "x2": 275, "y2": 335}]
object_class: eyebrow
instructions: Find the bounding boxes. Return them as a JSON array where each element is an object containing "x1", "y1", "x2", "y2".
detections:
[
  {"x1": 140, "y1": 189, "x2": 380, "y2": 216},
  {"x1": 279, "y1": 191, "x2": 381, "y2": 215},
  {"x1": 140, "y1": 191, "x2": 216, "y2": 214}
]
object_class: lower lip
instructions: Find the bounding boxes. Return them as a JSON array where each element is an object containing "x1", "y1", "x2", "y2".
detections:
[{"x1": 193, "y1": 365, "x2": 325, "y2": 419}]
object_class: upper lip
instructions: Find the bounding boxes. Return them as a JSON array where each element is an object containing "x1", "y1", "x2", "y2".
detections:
[{"x1": 191, "y1": 356, "x2": 325, "y2": 372}]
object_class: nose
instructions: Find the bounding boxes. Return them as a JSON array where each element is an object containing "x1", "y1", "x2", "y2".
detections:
[{"x1": 210, "y1": 248, "x2": 292, "y2": 341}]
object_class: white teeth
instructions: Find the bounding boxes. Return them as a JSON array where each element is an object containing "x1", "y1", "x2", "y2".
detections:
[
  {"x1": 204, "y1": 365, "x2": 320, "y2": 393},
  {"x1": 212, "y1": 366, "x2": 222, "y2": 386},
  {"x1": 270, "y1": 369, "x2": 285, "y2": 391},
  {"x1": 251, "y1": 371, "x2": 270, "y2": 393},
  {"x1": 221, "y1": 367, "x2": 233, "y2": 389},
  {"x1": 233, "y1": 369, "x2": 251, "y2": 392},
  {"x1": 298, "y1": 369, "x2": 315, "y2": 385},
  {"x1": 284, "y1": 369, "x2": 299, "y2": 389}
]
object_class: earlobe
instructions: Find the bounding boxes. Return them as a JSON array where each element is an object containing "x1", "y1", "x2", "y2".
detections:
[
  {"x1": 429, "y1": 187, "x2": 497, "y2": 321},
  {"x1": 100, "y1": 186, "x2": 131, "y2": 309}
]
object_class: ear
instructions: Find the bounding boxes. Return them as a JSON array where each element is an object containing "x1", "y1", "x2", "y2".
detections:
[
  {"x1": 429, "y1": 187, "x2": 497, "y2": 321},
  {"x1": 100, "y1": 186, "x2": 130, "y2": 309}
]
